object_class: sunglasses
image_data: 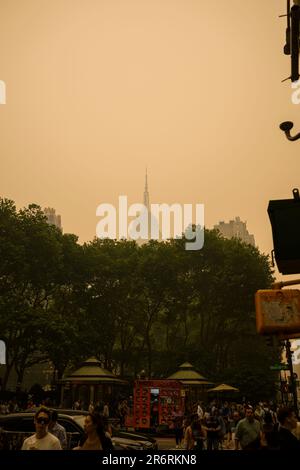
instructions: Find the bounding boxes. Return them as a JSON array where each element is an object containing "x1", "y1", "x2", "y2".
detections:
[{"x1": 36, "y1": 417, "x2": 50, "y2": 425}]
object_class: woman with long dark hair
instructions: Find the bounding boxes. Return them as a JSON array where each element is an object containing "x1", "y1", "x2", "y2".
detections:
[{"x1": 73, "y1": 413, "x2": 113, "y2": 451}]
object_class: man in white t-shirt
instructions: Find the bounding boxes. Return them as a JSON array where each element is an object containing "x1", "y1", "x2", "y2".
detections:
[{"x1": 22, "y1": 407, "x2": 62, "y2": 450}]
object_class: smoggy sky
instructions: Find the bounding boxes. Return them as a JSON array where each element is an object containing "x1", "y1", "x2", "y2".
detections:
[{"x1": 0, "y1": 0, "x2": 300, "y2": 278}]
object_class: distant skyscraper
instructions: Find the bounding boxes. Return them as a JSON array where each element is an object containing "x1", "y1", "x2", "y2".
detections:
[
  {"x1": 214, "y1": 216, "x2": 255, "y2": 246},
  {"x1": 44, "y1": 207, "x2": 62, "y2": 231},
  {"x1": 132, "y1": 169, "x2": 157, "y2": 244},
  {"x1": 143, "y1": 168, "x2": 150, "y2": 213},
  {"x1": 136, "y1": 169, "x2": 151, "y2": 244}
]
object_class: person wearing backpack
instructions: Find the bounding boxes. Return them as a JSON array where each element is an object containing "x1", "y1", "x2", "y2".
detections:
[{"x1": 203, "y1": 409, "x2": 221, "y2": 451}]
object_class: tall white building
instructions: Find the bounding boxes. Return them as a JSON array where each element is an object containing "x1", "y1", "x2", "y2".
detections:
[
  {"x1": 214, "y1": 216, "x2": 255, "y2": 246},
  {"x1": 134, "y1": 169, "x2": 152, "y2": 245},
  {"x1": 44, "y1": 207, "x2": 62, "y2": 231},
  {"x1": 132, "y1": 169, "x2": 162, "y2": 244}
]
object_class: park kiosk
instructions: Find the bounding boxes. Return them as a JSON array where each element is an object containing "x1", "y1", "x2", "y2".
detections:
[
  {"x1": 60, "y1": 357, "x2": 127, "y2": 408},
  {"x1": 167, "y1": 362, "x2": 213, "y2": 409}
]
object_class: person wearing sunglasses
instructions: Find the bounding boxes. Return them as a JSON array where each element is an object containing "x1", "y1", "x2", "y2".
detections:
[{"x1": 21, "y1": 407, "x2": 62, "y2": 450}]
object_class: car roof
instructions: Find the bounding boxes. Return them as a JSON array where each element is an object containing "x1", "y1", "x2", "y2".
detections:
[
  {"x1": 54, "y1": 409, "x2": 89, "y2": 416},
  {"x1": 24, "y1": 407, "x2": 89, "y2": 415},
  {"x1": 0, "y1": 412, "x2": 81, "y2": 421}
]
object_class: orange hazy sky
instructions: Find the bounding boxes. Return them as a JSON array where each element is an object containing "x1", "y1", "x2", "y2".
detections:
[{"x1": 0, "y1": 0, "x2": 300, "y2": 275}]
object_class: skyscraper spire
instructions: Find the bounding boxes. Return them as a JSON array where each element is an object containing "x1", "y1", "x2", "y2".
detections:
[{"x1": 143, "y1": 167, "x2": 150, "y2": 212}]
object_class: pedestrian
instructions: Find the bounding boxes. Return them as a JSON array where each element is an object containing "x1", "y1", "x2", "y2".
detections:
[
  {"x1": 103, "y1": 402, "x2": 109, "y2": 418},
  {"x1": 48, "y1": 410, "x2": 67, "y2": 449},
  {"x1": 235, "y1": 406, "x2": 261, "y2": 450},
  {"x1": 191, "y1": 415, "x2": 205, "y2": 451},
  {"x1": 183, "y1": 417, "x2": 195, "y2": 450},
  {"x1": 277, "y1": 406, "x2": 300, "y2": 450},
  {"x1": 227, "y1": 411, "x2": 240, "y2": 449},
  {"x1": 203, "y1": 409, "x2": 221, "y2": 451},
  {"x1": 21, "y1": 407, "x2": 62, "y2": 450},
  {"x1": 260, "y1": 410, "x2": 279, "y2": 450},
  {"x1": 88, "y1": 402, "x2": 94, "y2": 414},
  {"x1": 73, "y1": 412, "x2": 113, "y2": 451},
  {"x1": 73, "y1": 399, "x2": 81, "y2": 410},
  {"x1": 118, "y1": 399, "x2": 129, "y2": 427},
  {"x1": 173, "y1": 413, "x2": 184, "y2": 449}
]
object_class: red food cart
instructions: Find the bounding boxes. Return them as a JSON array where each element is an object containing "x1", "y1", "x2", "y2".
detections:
[{"x1": 126, "y1": 379, "x2": 184, "y2": 430}]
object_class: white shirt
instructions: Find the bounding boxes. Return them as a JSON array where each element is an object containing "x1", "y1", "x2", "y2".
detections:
[
  {"x1": 197, "y1": 405, "x2": 204, "y2": 419},
  {"x1": 292, "y1": 421, "x2": 300, "y2": 441},
  {"x1": 22, "y1": 432, "x2": 62, "y2": 450}
]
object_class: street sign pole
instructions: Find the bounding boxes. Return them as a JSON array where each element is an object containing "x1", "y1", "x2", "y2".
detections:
[{"x1": 280, "y1": 372, "x2": 284, "y2": 404}]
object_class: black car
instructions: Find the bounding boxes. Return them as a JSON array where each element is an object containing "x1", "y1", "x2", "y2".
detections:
[{"x1": 0, "y1": 412, "x2": 157, "y2": 451}]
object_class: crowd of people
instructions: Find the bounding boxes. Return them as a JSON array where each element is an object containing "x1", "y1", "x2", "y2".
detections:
[
  {"x1": 0, "y1": 400, "x2": 22, "y2": 415},
  {"x1": 18, "y1": 399, "x2": 300, "y2": 451},
  {"x1": 2, "y1": 397, "x2": 300, "y2": 451},
  {"x1": 173, "y1": 400, "x2": 300, "y2": 451}
]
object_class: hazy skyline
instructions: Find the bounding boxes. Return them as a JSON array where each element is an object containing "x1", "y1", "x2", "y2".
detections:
[{"x1": 1, "y1": 0, "x2": 300, "y2": 278}]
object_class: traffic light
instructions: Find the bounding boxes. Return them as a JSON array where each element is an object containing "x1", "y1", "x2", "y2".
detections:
[
  {"x1": 268, "y1": 189, "x2": 300, "y2": 274},
  {"x1": 256, "y1": 289, "x2": 300, "y2": 335}
]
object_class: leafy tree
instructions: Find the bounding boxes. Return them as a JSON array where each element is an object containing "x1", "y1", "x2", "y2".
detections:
[
  {"x1": 0, "y1": 199, "x2": 66, "y2": 388},
  {"x1": 0, "y1": 198, "x2": 279, "y2": 401}
]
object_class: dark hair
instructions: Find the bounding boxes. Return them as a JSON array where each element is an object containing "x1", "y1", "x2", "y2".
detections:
[
  {"x1": 82, "y1": 413, "x2": 113, "y2": 451},
  {"x1": 88, "y1": 412, "x2": 104, "y2": 435},
  {"x1": 51, "y1": 410, "x2": 58, "y2": 422},
  {"x1": 264, "y1": 411, "x2": 273, "y2": 424},
  {"x1": 277, "y1": 406, "x2": 295, "y2": 425},
  {"x1": 35, "y1": 407, "x2": 51, "y2": 420}
]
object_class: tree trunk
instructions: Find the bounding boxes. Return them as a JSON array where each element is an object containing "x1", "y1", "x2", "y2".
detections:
[
  {"x1": 146, "y1": 330, "x2": 152, "y2": 377},
  {"x1": 2, "y1": 360, "x2": 14, "y2": 391},
  {"x1": 15, "y1": 365, "x2": 25, "y2": 389}
]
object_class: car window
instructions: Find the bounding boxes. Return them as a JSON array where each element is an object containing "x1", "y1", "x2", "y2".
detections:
[
  {"x1": 58, "y1": 417, "x2": 81, "y2": 433},
  {"x1": 56, "y1": 417, "x2": 83, "y2": 450},
  {"x1": 0, "y1": 418, "x2": 32, "y2": 432},
  {"x1": 72, "y1": 416, "x2": 85, "y2": 429}
]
